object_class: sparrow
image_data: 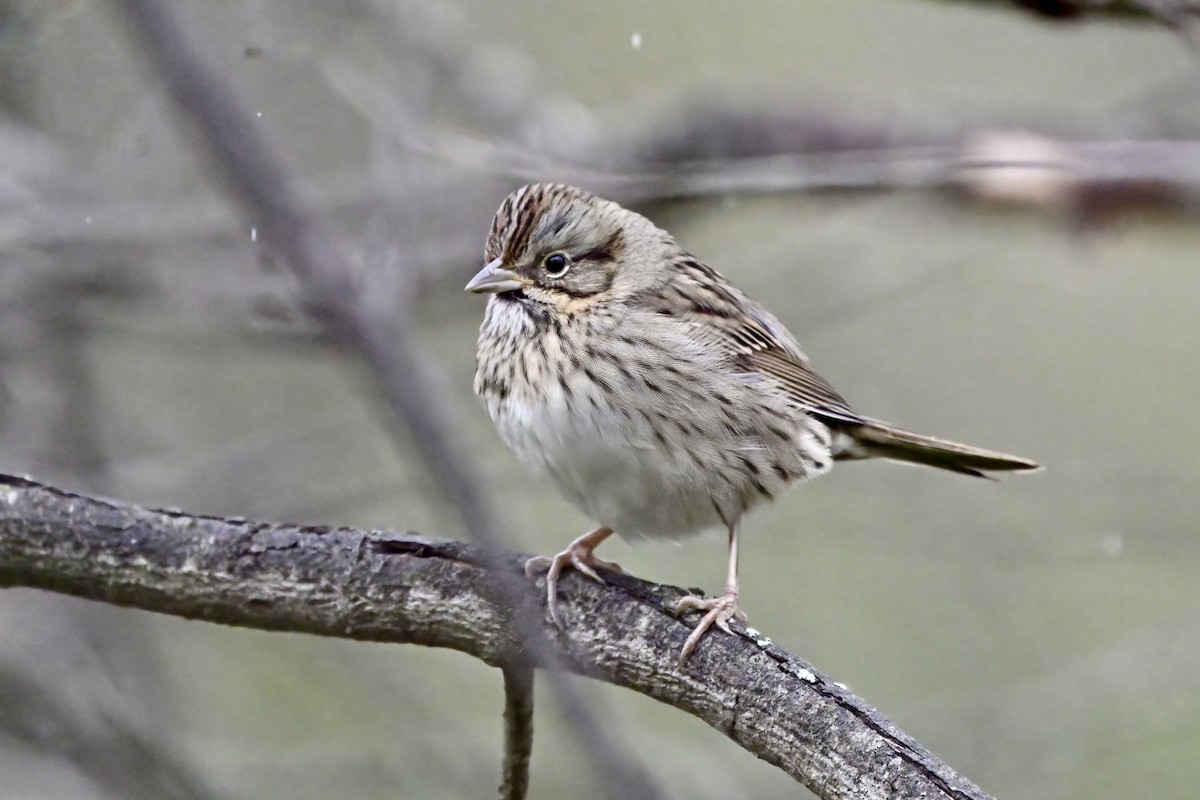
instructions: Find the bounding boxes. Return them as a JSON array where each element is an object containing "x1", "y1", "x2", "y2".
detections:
[{"x1": 467, "y1": 183, "x2": 1038, "y2": 663}]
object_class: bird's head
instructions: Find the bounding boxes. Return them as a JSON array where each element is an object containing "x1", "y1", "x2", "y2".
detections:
[{"x1": 465, "y1": 183, "x2": 675, "y2": 312}]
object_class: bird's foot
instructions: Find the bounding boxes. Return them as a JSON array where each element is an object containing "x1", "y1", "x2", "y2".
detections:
[
  {"x1": 524, "y1": 527, "x2": 621, "y2": 625},
  {"x1": 674, "y1": 589, "x2": 747, "y2": 664}
]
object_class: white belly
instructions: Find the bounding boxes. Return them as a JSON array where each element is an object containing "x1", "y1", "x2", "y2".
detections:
[
  {"x1": 489, "y1": 381, "x2": 831, "y2": 541},
  {"x1": 495, "y1": 391, "x2": 725, "y2": 539}
]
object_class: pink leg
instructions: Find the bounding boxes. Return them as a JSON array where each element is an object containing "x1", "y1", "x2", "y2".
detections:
[{"x1": 674, "y1": 523, "x2": 747, "y2": 664}]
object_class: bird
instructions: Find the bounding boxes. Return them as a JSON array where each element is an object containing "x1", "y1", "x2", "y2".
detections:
[{"x1": 466, "y1": 182, "x2": 1038, "y2": 664}]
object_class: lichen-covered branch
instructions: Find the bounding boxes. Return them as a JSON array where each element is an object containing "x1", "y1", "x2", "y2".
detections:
[{"x1": 0, "y1": 474, "x2": 994, "y2": 800}]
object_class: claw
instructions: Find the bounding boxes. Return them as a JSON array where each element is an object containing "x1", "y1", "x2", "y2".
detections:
[
  {"x1": 523, "y1": 555, "x2": 552, "y2": 577},
  {"x1": 674, "y1": 590, "x2": 745, "y2": 664},
  {"x1": 523, "y1": 527, "x2": 619, "y2": 625}
]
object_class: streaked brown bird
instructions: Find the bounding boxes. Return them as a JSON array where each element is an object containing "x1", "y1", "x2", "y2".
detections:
[{"x1": 467, "y1": 183, "x2": 1038, "y2": 663}]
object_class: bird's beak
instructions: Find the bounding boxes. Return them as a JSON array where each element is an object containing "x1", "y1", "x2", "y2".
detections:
[{"x1": 465, "y1": 257, "x2": 528, "y2": 294}]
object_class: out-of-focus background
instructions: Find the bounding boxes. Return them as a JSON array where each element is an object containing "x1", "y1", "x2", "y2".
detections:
[{"x1": 3, "y1": 1, "x2": 1199, "y2": 798}]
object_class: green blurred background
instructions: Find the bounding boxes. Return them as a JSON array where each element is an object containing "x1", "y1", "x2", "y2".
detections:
[{"x1": 2, "y1": 1, "x2": 1199, "y2": 798}]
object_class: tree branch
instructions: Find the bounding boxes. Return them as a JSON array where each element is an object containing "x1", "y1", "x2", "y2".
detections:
[
  {"x1": 0, "y1": 474, "x2": 995, "y2": 800},
  {"x1": 500, "y1": 666, "x2": 534, "y2": 800}
]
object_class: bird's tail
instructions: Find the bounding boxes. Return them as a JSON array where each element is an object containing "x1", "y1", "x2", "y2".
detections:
[{"x1": 839, "y1": 418, "x2": 1040, "y2": 478}]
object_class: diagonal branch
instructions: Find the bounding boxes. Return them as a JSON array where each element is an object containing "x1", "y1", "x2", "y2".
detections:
[{"x1": 0, "y1": 474, "x2": 995, "y2": 800}]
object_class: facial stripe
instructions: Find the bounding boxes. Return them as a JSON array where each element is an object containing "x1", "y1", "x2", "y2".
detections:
[
  {"x1": 503, "y1": 184, "x2": 546, "y2": 264},
  {"x1": 549, "y1": 272, "x2": 615, "y2": 299},
  {"x1": 577, "y1": 229, "x2": 625, "y2": 264}
]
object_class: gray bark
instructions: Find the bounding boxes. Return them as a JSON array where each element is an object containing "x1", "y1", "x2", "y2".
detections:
[{"x1": 0, "y1": 474, "x2": 993, "y2": 800}]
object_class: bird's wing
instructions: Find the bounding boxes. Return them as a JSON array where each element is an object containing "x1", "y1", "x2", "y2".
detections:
[{"x1": 643, "y1": 258, "x2": 863, "y2": 425}]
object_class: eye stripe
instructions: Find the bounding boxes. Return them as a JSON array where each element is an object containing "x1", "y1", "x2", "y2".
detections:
[
  {"x1": 576, "y1": 230, "x2": 626, "y2": 263},
  {"x1": 546, "y1": 271, "x2": 615, "y2": 299}
]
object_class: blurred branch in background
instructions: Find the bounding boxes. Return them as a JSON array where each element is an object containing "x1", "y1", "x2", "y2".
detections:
[
  {"x1": 15, "y1": 113, "x2": 1200, "y2": 253},
  {"x1": 332, "y1": 63, "x2": 1200, "y2": 226},
  {"x1": 0, "y1": 0, "x2": 1197, "y2": 798},
  {"x1": 941, "y1": 0, "x2": 1200, "y2": 56},
  {"x1": 939, "y1": 0, "x2": 1191, "y2": 22},
  {"x1": 0, "y1": 663, "x2": 221, "y2": 800},
  {"x1": 110, "y1": 1, "x2": 663, "y2": 799},
  {"x1": 3, "y1": 0, "x2": 1199, "y2": 341},
  {"x1": 0, "y1": 475, "x2": 997, "y2": 800}
]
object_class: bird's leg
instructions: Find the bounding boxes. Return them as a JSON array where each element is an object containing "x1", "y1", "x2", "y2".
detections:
[
  {"x1": 524, "y1": 526, "x2": 622, "y2": 625},
  {"x1": 674, "y1": 522, "x2": 747, "y2": 664}
]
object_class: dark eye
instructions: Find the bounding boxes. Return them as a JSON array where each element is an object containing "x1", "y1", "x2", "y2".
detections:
[{"x1": 543, "y1": 253, "x2": 570, "y2": 277}]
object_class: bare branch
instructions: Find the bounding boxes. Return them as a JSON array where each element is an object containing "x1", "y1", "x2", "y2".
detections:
[{"x1": 0, "y1": 475, "x2": 995, "y2": 800}]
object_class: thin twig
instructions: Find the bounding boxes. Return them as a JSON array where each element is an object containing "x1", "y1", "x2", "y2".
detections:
[
  {"x1": 108, "y1": 2, "x2": 665, "y2": 798},
  {"x1": 500, "y1": 666, "x2": 535, "y2": 800}
]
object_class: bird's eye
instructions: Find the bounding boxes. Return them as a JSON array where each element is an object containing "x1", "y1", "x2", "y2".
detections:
[{"x1": 543, "y1": 253, "x2": 570, "y2": 277}]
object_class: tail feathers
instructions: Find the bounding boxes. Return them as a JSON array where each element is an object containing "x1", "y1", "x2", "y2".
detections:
[{"x1": 838, "y1": 418, "x2": 1040, "y2": 478}]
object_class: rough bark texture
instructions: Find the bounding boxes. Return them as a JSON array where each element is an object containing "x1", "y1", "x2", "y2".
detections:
[
  {"x1": 0, "y1": 475, "x2": 993, "y2": 800},
  {"x1": 500, "y1": 665, "x2": 535, "y2": 800}
]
